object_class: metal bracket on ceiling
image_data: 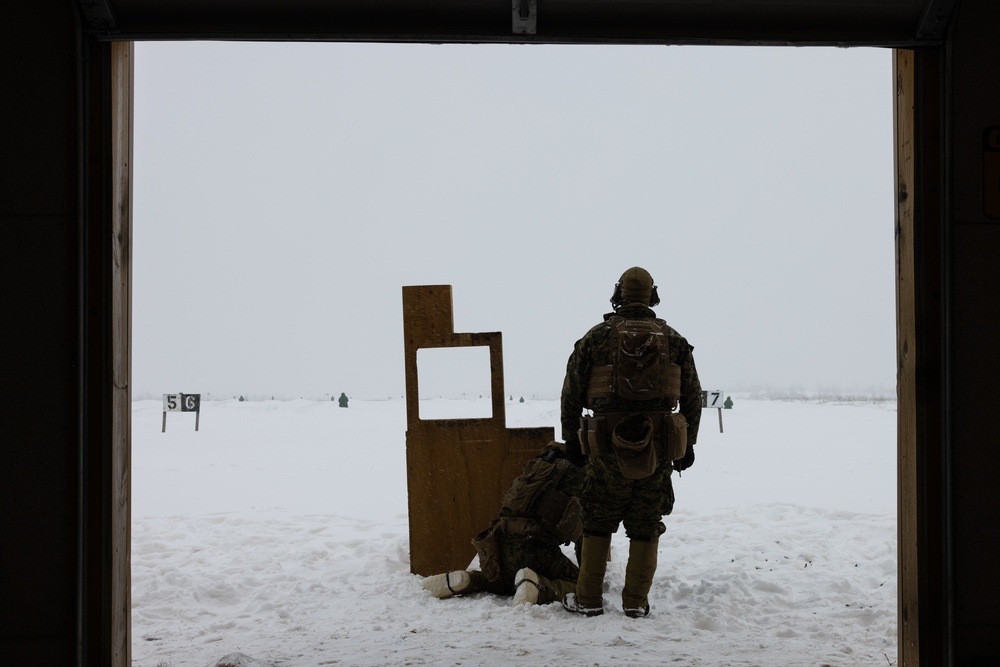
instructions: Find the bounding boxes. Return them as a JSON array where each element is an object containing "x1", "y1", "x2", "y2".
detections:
[
  {"x1": 78, "y1": 0, "x2": 118, "y2": 35},
  {"x1": 915, "y1": 0, "x2": 958, "y2": 42},
  {"x1": 512, "y1": 0, "x2": 537, "y2": 35}
]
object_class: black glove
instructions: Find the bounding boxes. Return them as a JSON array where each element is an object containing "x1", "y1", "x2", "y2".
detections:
[
  {"x1": 564, "y1": 436, "x2": 587, "y2": 467},
  {"x1": 673, "y1": 445, "x2": 695, "y2": 472}
]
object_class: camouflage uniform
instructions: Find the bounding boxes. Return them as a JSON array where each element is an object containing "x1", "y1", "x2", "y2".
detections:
[{"x1": 561, "y1": 302, "x2": 701, "y2": 539}]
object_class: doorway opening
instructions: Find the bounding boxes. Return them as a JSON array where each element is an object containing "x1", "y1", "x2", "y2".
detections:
[{"x1": 130, "y1": 42, "x2": 896, "y2": 665}]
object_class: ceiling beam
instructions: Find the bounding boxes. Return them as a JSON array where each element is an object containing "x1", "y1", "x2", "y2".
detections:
[{"x1": 78, "y1": 0, "x2": 947, "y2": 47}]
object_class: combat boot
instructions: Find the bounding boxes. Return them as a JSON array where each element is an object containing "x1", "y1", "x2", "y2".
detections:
[
  {"x1": 563, "y1": 533, "x2": 611, "y2": 616},
  {"x1": 622, "y1": 536, "x2": 658, "y2": 617},
  {"x1": 421, "y1": 570, "x2": 471, "y2": 599}
]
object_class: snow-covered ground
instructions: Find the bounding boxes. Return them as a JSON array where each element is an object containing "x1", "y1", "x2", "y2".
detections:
[{"x1": 131, "y1": 396, "x2": 898, "y2": 667}]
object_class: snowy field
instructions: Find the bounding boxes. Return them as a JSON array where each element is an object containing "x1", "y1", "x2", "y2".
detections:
[{"x1": 131, "y1": 396, "x2": 898, "y2": 667}]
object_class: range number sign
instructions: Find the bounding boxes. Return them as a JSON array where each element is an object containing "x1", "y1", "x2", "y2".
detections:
[
  {"x1": 163, "y1": 393, "x2": 200, "y2": 412},
  {"x1": 701, "y1": 389, "x2": 727, "y2": 433},
  {"x1": 162, "y1": 393, "x2": 201, "y2": 432},
  {"x1": 702, "y1": 390, "x2": 725, "y2": 409}
]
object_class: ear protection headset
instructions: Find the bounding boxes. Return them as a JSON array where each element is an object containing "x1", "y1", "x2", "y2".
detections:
[{"x1": 610, "y1": 282, "x2": 660, "y2": 310}]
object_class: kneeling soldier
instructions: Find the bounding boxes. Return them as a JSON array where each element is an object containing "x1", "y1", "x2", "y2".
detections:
[{"x1": 422, "y1": 441, "x2": 584, "y2": 606}]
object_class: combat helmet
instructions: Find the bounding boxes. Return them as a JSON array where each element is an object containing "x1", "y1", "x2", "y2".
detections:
[{"x1": 611, "y1": 266, "x2": 660, "y2": 309}]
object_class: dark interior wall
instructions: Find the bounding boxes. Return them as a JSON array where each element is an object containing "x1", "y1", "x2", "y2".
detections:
[
  {"x1": 0, "y1": 2, "x2": 80, "y2": 664},
  {"x1": 946, "y1": 1, "x2": 1000, "y2": 661},
  {"x1": 3, "y1": 0, "x2": 1000, "y2": 665}
]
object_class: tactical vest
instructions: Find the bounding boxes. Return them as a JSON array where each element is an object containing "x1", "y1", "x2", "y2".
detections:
[{"x1": 586, "y1": 315, "x2": 681, "y2": 409}]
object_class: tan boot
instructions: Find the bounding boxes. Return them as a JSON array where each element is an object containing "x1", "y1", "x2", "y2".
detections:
[
  {"x1": 563, "y1": 533, "x2": 611, "y2": 616},
  {"x1": 622, "y1": 537, "x2": 658, "y2": 617}
]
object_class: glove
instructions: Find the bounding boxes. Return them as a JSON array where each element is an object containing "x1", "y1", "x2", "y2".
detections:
[
  {"x1": 673, "y1": 444, "x2": 695, "y2": 472},
  {"x1": 564, "y1": 436, "x2": 587, "y2": 467},
  {"x1": 540, "y1": 447, "x2": 560, "y2": 463}
]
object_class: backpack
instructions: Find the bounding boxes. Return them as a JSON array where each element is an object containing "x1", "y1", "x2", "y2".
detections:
[
  {"x1": 501, "y1": 457, "x2": 582, "y2": 544},
  {"x1": 613, "y1": 316, "x2": 668, "y2": 399},
  {"x1": 587, "y1": 316, "x2": 681, "y2": 406}
]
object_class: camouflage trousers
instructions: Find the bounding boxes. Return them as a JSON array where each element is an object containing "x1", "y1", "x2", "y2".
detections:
[
  {"x1": 580, "y1": 447, "x2": 675, "y2": 540},
  {"x1": 467, "y1": 533, "x2": 579, "y2": 604}
]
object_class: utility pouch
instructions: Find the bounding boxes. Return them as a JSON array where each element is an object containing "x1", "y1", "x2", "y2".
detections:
[
  {"x1": 580, "y1": 415, "x2": 605, "y2": 456},
  {"x1": 544, "y1": 495, "x2": 583, "y2": 544},
  {"x1": 663, "y1": 412, "x2": 689, "y2": 462},
  {"x1": 471, "y1": 520, "x2": 501, "y2": 581},
  {"x1": 663, "y1": 362, "x2": 682, "y2": 403},
  {"x1": 585, "y1": 365, "x2": 613, "y2": 406},
  {"x1": 611, "y1": 413, "x2": 657, "y2": 480}
]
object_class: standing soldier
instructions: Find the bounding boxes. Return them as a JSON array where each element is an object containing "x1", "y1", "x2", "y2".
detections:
[{"x1": 561, "y1": 266, "x2": 701, "y2": 618}]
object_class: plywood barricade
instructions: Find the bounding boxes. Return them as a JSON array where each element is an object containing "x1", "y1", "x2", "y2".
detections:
[{"x1": 403, "y1": 285, "x2": 554, "y2": 576}]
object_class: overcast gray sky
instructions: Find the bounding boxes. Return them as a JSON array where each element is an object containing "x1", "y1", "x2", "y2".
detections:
[{"x1": 132, "y1": 41, "x2": 894, "y2": 402}]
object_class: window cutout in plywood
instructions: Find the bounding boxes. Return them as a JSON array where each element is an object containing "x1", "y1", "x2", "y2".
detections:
[{"x1": 417, "y1": 346, "x2": 493, "y2": 420}]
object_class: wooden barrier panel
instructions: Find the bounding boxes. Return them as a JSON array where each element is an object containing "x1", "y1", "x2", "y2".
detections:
[{"x1": 403, "y1": 285, "x2": 554, "y2": 576}]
